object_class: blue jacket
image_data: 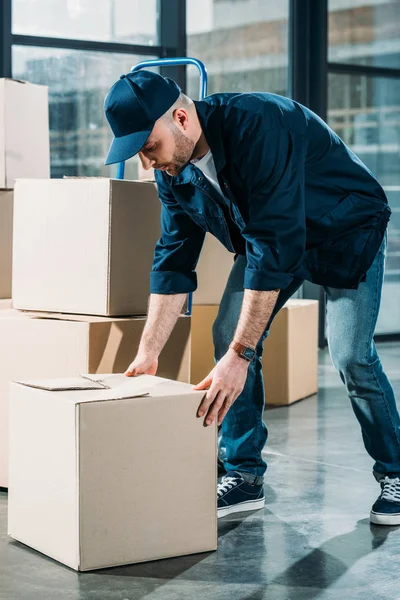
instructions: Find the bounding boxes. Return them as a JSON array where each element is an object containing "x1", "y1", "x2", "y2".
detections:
[{"x1": 150, "y1": 93, "x2": 391, "y2": 294}]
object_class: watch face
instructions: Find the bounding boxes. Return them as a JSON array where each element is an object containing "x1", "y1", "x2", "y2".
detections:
[{"x1": 243, "y1": 347, "x2": 256, "y2": 361}]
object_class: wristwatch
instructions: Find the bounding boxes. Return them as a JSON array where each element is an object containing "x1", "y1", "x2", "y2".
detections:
[{"x1": 229, "y1": 341, "x2": 256, "y2": 362}]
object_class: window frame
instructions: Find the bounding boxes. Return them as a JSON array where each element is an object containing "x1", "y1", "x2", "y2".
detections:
[
  {"x1": 0, "y1": 0, "x2": 187, "y2": 88},
  {"x1": 2, "y1": 0, "x2": 399, "y2": 343}
]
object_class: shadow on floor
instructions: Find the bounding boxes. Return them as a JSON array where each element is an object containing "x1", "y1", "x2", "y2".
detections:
[{"x1": 271, "y1": 518, "x2": 395, "y2": 592}]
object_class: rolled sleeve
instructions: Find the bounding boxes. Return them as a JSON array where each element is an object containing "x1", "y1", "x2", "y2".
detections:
[
  {"x1": 243, "y1": 268, "x2": 293, "y2": 292},
  {"x1": 150, "y1": 270, "x2": 198, "y2": 295},
  {"x1": 150, "y1": 172, "x2": 206, "y2": 295}
]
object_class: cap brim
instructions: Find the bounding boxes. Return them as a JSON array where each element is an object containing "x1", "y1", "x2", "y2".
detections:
[{"x1": 104, "y1": 129, "x2": 152, "y2": 165}]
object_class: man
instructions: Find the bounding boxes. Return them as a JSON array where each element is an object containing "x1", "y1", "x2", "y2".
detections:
[{"x1": 104, "y1": 70, "x2": 400, "y2": 525}]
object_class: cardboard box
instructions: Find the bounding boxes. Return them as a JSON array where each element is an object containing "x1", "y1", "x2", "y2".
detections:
[
  {"x1": 0, "y1": 311, "x2": 191, "y2": 487},
  {"x1": 263, "y1": 300, "x2": 319, "y2": 405},
  {"x1": 190, "y1": 300, "x2": 319, "y2": 406},
  {"x1": 190, "y1": 305, "x2": 219, "y2": 384},
  {"x1": 0, "y1": 191, "x2": 13, "y2": 298},
  {"x1": 8, "y1": 373, "x2": 217, "y2": 571},
  {"x1": 12, "y1": 178, "x2": 161, "y2": 316},
  {"x1": 194, "y1": 234, "x2": 234, "y2": 305},
  {"x1": 0, "y1": 79, "x2": 50, "y2": 189}
]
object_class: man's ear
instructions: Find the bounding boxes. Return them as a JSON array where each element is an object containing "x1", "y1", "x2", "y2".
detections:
[{"x1": 173, "y1": 108, "x2": 190, "y2": 131}]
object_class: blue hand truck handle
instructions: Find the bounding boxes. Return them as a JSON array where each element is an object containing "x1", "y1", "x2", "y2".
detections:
[{"x1": 115, "y1": 57, "x2": 208, "y2": 317}]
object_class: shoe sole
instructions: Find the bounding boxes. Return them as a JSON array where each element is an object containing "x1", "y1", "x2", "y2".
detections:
[
  {"x1": 370, "y1": 511, "x2": 400, "y2": 526},
  {"x1": 218, "y1": 497, "x2": 265, "y2": 519}
]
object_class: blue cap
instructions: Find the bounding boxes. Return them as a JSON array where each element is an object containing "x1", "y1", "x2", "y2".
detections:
[{"x1": 104, "y1": 70, "x2": 181, "y2": 165}]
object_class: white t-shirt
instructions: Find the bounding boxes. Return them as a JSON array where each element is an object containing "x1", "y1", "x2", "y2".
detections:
[{"x1": 191, "y1": 150, "x2": 224, "y2": 198}]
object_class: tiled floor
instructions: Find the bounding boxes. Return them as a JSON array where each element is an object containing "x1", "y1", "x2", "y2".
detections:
[{"x1": 1, "y1": 343, "x2": 399, "y2": 600}]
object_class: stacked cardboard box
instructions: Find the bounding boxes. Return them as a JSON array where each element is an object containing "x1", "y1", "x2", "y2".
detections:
[
  {"x1": 0, "y1": 79, "x2": 52, "y2": 486},
  {"x1": 0, "y1": 79, "x2": 50, "y2": 300},
  {"x1": 5, "y1": 171, "x2": 219, "y2": 566},
  {"x1": 0, "y1": 310, "x2": 191, "y2": 488},
  {"x1": 12, "y1": 178, "x2": 162, "y2": 316},
  {"x1": 1, "y1": 177, "x2": 195, "y2": 486},
  {"x1": 0, "y1": 79, "x2": 50, "y2": 189},
  {"x1": 4, "y1": 171, "x2": 216, "y2": 566},
  {"x1": 190, "y1": 300, "x2": 319, "y2": 406}
]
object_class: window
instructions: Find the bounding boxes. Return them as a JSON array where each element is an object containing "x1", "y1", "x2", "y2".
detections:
[
  {"x1": 329, "y1": 0, "x2": 400, "y2": 69},
  {"x1": 13, "y1": 47, "x2": 154, "y2": 179},
  {"x1": 328, "y1": 73, "x2": 400, "y2": 333},
  {"x1": 328, "y1": 1, "x2": 400, "y2": 335},
  {"x1": 13, "y1": 0, "x2": 158, "y2": 46},
  {"x1": 186, "y1": 0, "x2": 289, "y2": 98}
]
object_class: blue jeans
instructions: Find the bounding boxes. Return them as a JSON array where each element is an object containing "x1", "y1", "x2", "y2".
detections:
[{"x1": 213, "y1": 235, "x2": 400, "y2": 481}]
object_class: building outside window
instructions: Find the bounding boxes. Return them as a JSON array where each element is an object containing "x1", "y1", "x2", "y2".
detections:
[
  {"x1": 186, "y1": 0, "x2": 289, "y2": 98},
  {"x1": 11, "y1": 0, "x2": 158, "y2": 180},
  {"x1": 328, "y1": 0, "x2": 400, "y2": 334}
]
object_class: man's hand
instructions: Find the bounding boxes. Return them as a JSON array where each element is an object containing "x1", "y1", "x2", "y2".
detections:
[
  {"x1": 124, "y1": 353, "x2": 158, "y2": 377},
  {"x1": 193, "y1": 349, "x2": 250, "y2": 427},
  {"x1": 124, "y1": 293, "x2": 186, "y2": 378}
]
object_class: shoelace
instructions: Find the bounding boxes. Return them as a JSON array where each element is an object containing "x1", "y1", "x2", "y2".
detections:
[
  {"x1": 380, "y1": 476, "x2": 400, "y2": 502},
  {"x1": 217, "y1": 476, "x2": 240, "y2": 498}
]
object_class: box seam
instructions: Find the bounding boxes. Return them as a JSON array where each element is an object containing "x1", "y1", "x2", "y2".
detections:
[
  {"x1": 2, "y1": 81, "x2": 6, "y2": 187},
  {"x1": 76, "y1": 403, "x2": 82, "y2": 570},
  {"x1": 106, "y1": 180, "x2": 113, "y2": 315},
  {"x1": 285, "y1": 313, "x2": 290, "y2": 401},
  {"x1": 86, "y1": 322, "x2": 92, "y2": 374}
]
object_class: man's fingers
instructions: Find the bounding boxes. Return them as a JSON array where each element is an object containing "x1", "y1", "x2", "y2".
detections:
[
  {"x1": 197, "y1": 381, "x2": 220, "y2": 417},
  {"x1": 124, "y1": 363, "x2": 139, "y2": 377},
  {"x1": 193, "y1": 374, "x2": 213, "y2": 391},
  {"x1": 204, "y1": 392, "x2": 227, "y2": 426}
]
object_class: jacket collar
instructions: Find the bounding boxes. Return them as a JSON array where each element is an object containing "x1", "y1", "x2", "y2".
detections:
[{"x1": 194, "y1": 100, "x2": 227, "y2": 173}]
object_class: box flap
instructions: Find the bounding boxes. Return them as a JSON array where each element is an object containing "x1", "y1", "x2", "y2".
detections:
[
  {"x1": 3, "y1": 78, "x2": 27, "y2": 84},
  {"x1": 12, "y1": 373, "x2": 201, "y2": 404},
  {"x1": 12, "y1": 374, "x2": 157, "y2": 402},
  {"x1": 16, "y1": 310, "x2": 146, "y2": 324},
  {"x1": 14, "y1": 377, "x2": 110, "y2": 391},
  {"x1": 62, "y1": 176, "x2": 110, "y2": 180}
]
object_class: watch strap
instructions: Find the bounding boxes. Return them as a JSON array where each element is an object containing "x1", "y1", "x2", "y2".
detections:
[{"x1": 229, "y1": 341, "x2": 256, "y2": 362}]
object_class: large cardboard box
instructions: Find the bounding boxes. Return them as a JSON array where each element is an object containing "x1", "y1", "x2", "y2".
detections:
[
  {"x1": 0, "y1": 191, "x2": 13, "y2": 298},
  {"x1": 12, "y1": 179, "x2": 161, "y2": 316},
  {"x1": 8, "y1": 373, "x2": 217, "y2": 571},
  {"x1": 194, "y1": 234, "x2": 234, "y2": 305},
  {"x1": 190, "y1": 301, "x2": 319, "y2": 406},
  {"x1": 263, "y1": 300, "x2": 319, "y2": 406},
  {"x1": 0, "y1": 311, "x2": 190, "y2": 487},
  {"x1": 0, "y1": 79, "x2": 50, "y2": 189}
]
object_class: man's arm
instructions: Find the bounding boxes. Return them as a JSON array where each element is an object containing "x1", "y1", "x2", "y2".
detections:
[
  {"x1": 194, "y1": 289, "x2": 279, "y2": 425},
  {"x1": 125, "y1": 172, "x2": 205, "y2": 376},
  {"x1": 233, "y1": 289, "x2": 279, "y2": 348},
  {"x1": 125, "y1": 293, "x2": 186, "y2": 376}
]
